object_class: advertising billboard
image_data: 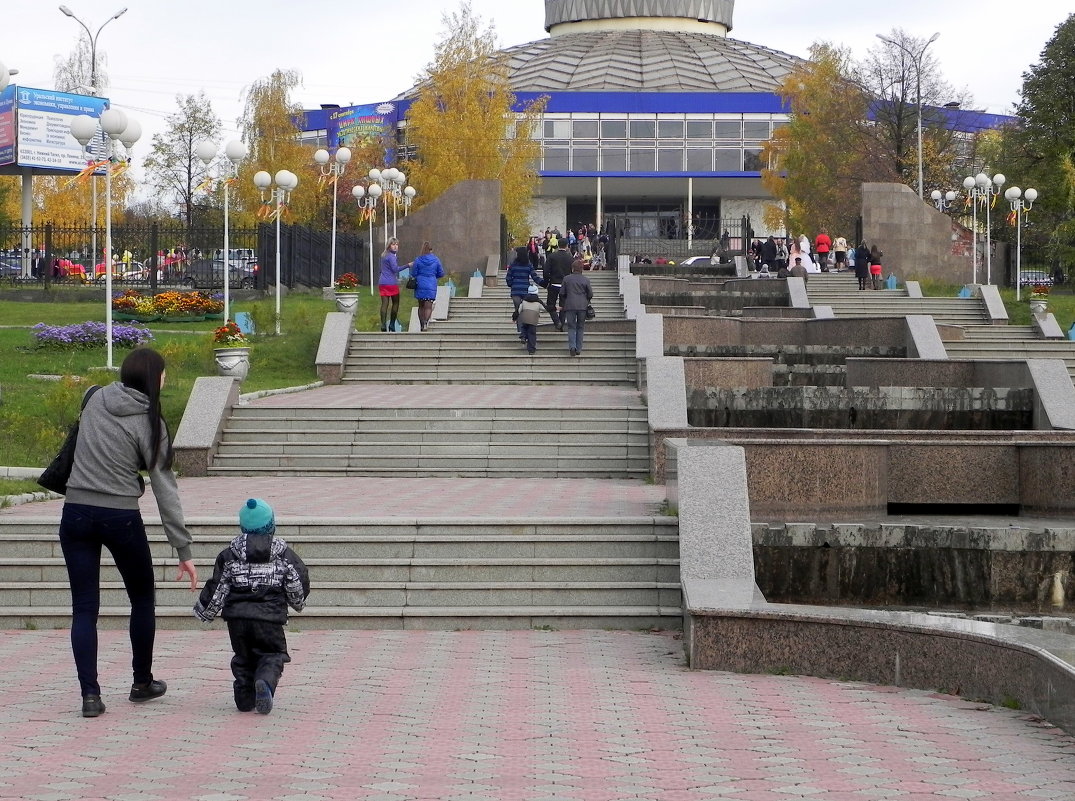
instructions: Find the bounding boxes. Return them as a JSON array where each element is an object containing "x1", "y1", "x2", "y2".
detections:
[
  {"x1": 0, "y1": 84, "x2": 14, "y2": 166},
  {"x1": 325, "y1": 102, "x2": 399, "y2": 149},
  {"x1": 12, "y1": 86, "x2": 109, "y2": 171}
]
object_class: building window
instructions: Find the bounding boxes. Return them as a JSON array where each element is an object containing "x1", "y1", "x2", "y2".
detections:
[
  {"x1": 544, "y1": 148, "x2": 570, "y2": 171},
  {"x1": 629, "y1": 120, "x2": 656, "y2": 139},
  {"x1": 601, "y1": 120, "x2": 627, "y2": 139},
  {"x1": 658, "y1": 120, "x2": 684, "y2": 139},
  {"x1": 602, "y1": 148, "x2": 627, "y2": 172},
  {"x1": 629, "y1": 149, "x2": 656, "y2": 172},
  {"x1": 573, "y1": 120, "x2": 599, "y2": 138},
  {"x1": 657, "y1": 149, "x2": 683, "y2": 172},
  {"x1": 744, "y1": 121, "x2": 771, "y2": 140},
  {"x1": 685, "y1": 121, "x2": 712, "y2": 139},
  {"x1": 544, "y1": 120, "x2": 571, "y2": 139},
  {"x1": 714, "y1": 149, "x2": 741, "y2": 171},
  {"x1": 686, "y1": 149, "x2": 713, "y2": 171},
  {"x1": 573, "y1": 148, "x2": 599, "y2": 171},
  {"x1": 714, "y1": 120, "x2": 742, "y2": 139},
  {"x1": 744, "y1": 148, "x2": 765, "y2": 171}
]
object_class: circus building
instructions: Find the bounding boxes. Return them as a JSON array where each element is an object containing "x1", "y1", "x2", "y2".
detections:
[{"x1": 303, "y1": 0, "x2": 804, "y2": 243}]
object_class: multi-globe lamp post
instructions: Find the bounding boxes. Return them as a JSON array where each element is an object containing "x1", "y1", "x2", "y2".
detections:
[
  {"x1": 930, "y1": 189, "x2": 956, "y2": 212},
  {"x1": 195, "y1": 139, "x2": 248, "y2": 323},
  {"x1": 253, "y1": 169, "x2": 299, "y2": 335},
  {"x1": 351, "y1": 182, "x2": 383, "y2": 295},
  {"x1": 1004, "y1": 186, "x2": 1038, "y2": 302},
  {"x1": 313, "y1": 146, "x2": 352, "y2": 287},
  {"x1": 962, "y1": 172, "x2": 1006, "y2": 285},
  {"x1": 368, "y1": 167, "x2": 416, "y2": 241},
  {"x1": 70, "y1": 107, "x2": 141, "y2": 369},
  {"x1": 58, "y1": 5, "x2": 127, "y2": 284}
]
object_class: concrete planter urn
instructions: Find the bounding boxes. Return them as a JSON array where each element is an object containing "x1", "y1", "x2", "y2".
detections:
[
  {"x1": 1030, "y1": 298, "x2": 1048, "y2": 317},
  {"x1": 334, "y1": 292, "x2": 360, "y2": 314},
  {"x1": 214, "y1": 346, "x2": 251, "y2": 381}
]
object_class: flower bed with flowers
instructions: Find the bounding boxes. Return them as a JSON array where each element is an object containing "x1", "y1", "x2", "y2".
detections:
[
  {"x1": 31, "y1": 321, "x2": 153, "y2": 350},
  {"x1": 111, "y1": 290, "x2": 222, "y2": 321},
  {"x1": 1030, "y1": 284, "x2": 1050, "y2": 301}
]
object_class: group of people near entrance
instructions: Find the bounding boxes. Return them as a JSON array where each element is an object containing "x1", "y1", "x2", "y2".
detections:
[{"x1": 749, "y1": 230, "x2": 885, "y2": 289}]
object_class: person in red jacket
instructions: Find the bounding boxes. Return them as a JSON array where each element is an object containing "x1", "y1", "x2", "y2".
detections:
[{"x1": 814, "y1": 228, "x2": 832, "y2": 271}]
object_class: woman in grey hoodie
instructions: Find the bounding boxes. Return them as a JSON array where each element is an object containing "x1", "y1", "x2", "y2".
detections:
[{"x1": 60, "y1": 348, "x2": 198, "y2": 718}]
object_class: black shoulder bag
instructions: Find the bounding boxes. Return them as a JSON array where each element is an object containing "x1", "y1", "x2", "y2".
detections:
[{"x1": 37, "y1": 385, "x2": 101, "y2": 495}]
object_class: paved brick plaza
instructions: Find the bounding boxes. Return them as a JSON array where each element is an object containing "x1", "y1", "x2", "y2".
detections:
[{"x1": 4, "y1": 628, "x2": 1075, "y2": 800}]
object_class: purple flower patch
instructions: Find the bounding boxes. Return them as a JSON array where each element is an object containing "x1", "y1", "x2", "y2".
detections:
[{"x1": 31, "y1": 321, "x2": 154, "y2": 350}]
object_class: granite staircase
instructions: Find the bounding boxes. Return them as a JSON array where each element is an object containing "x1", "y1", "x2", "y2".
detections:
[
  {"x1": 0, "y1": 516, "x2": 679, "y2": 630},
  {"x1": 804, "y1": 272, "x2": 993, "y2": 325}
]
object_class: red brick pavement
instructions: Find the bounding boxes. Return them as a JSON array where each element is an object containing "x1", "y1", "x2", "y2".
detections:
[{"x1": 2, "y1": 629, "x2": 1075, "y2": 801}]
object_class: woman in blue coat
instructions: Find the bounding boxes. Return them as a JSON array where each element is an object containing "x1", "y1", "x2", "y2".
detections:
[{"x1": 411, "y1": 241, "x2": 444, "y2": 331}]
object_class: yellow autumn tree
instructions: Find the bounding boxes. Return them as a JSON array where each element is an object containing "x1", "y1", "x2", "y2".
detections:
[
  {"x1": 231, "y1": 69, "x2": 322, "y2": 226},
  {"x1": 34, "y1": 169, "x2": 135, "y2": 228},
  {"x1": 402, "y1": 1, "x2": 546, "y2": 243},
  {"x1": 762, "y1": 43, "x2": 892, "y2": 238}
]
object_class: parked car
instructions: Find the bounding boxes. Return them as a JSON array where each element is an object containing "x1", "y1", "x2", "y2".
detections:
[
  {"x1": 678, "y1": 255, "x2": 719, "y2": 266},
  {"x1": 1, "y1": 257, "x2": 22, "y2": 277},
  {"x1": 181, "y1": 258, "x2": 258, "y2": 289},
  {"x1": 93, "y1": 261, "x2": 149, "y2": 282},
  {"x1": 1019, "y1": 269, "x2": 1053, "y2": 287}
]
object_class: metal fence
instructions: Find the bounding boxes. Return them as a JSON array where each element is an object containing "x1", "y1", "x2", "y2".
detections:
[
  {"x1": 603, "y1": 215, "x2": 752, "y2": 261},
  {"x1": 1, "y1": 222, "x2": 366, "y2": 291}
]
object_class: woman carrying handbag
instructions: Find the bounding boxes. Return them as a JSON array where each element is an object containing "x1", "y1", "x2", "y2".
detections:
[{"x1": 59, "y1": 347, "x2": 198, "y2": 718}]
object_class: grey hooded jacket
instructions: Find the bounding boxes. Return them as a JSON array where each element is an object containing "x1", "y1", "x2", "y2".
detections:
[{"x1": 66, "y1": 382, "x2": 193, "y2": 561}]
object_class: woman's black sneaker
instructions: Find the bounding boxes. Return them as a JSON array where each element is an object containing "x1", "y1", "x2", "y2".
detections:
[
  {"x1": 129, "y1": 679, "x2": 167, "y2": 702},
  {"x1": 82, "y1": 695, "x2": 106, "y2": 717}
]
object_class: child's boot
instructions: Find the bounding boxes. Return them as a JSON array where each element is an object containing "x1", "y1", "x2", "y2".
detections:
[
  {"x1": 234, "y1": 681, "x2": 255, "y2": 712},
  {"x1": 254, "y1": 679, "x2": 274, "y2": 714}
]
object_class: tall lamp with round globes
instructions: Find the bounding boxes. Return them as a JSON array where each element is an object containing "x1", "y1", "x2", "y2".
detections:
[
  {"x1": 195, "y1": 139, "x2": 248, "y2": 323},
  {"x1": 314, "y1": 147, "x2": 351, "y2": 288},
  {"x1": 70, "y1": 107, "x2": 141, "y2": 369},
  {"x1": 962, "y1": 172, "x2": 1005, "y2": 285},
  {"x1": 253, "y1": 169, "x2": 298, "y2": 335},
  {"x1": 1004, "y1": 186, "x2": 1038, "y2": 302},
  {"x1": 352, "y1": 183, "x2": 383, "y2": 295}
]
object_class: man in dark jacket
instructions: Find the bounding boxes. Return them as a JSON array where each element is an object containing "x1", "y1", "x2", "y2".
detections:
[
  {"x1": 543, "y1": 240, "x2": 573, "y2": 330},
  {"x1": 194, "y1": 498, "x2": 309, "y2": 714}
]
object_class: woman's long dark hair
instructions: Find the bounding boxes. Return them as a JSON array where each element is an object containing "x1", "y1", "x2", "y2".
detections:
[{"x1": 119, "y1": 347, "x2": 170, "y2": 469}]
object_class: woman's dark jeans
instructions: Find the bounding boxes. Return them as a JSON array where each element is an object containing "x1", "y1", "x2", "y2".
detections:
[{"x1": 59, "y1": 502, "x2": 157, "y2": 697}]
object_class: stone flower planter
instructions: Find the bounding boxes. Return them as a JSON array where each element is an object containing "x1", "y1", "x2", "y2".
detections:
[
  {"x1": 214, "y1": 346, "x2": 251, "y2": 381},
  {"x1": 335, "y1": 292, "x2": 360, "y2": 314}
]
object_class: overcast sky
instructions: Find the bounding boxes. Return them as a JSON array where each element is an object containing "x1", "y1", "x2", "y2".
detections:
[{"x1": 3, "y1": 0, "x2": 1071, "y2": 172}]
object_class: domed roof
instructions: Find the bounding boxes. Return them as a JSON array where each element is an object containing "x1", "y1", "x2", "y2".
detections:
[
  {"x1": 545, "y1": 0, "x2": 734, "y2": 32},
  {"x1": 503, "y1": 29, "x2": 800, "y2": 93}
]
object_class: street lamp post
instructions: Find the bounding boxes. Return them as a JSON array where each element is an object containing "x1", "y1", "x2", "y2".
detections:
[
  {"x1": 1004, "y1": 186, "x2": 1038, "y2": 301},
  {"x1": 313, "y1": 146, "x2": 352, "y2": 287},
  {"x1": 253, "y1": 169, "x2": 298, "y2": 335},
  {"x1": 877, "y1": 31, "x2": 939, "y2": 200},
  {"x1": 70, "y1": 107, "x2": 141, "y2": 369},
  {"x1": 196, "y1": 139, "x2": 248, "y2": 323},
  {"x1": 59, "y1": 6, "x2": 128, "y2": 285},
  {"x1": 967, "y1": 172, "x2": 1005, "y2": 285},
  {"x1": 352, "y1": 183, "x2": 383, "y2": 295},
  {"x1": 930, "y1": 189, "x2": 956, "y2": 212}
]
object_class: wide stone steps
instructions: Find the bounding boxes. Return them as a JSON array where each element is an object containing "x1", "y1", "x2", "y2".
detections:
[
  {"x1": 803, "y1": 274, "x2": 992, "y2": 325},
  {"x1": 958, "y1": 325, "x2": 1040, "y2": 341},
  {"x1": 211, "y1": 407, "x2": 650, "y2": 478},
  {"x1": 0, "y1": 520, "x2": 680, "y2": 630},
  {"x1": 942, "y1": 340, "x2": 1075, "y2": 381}
]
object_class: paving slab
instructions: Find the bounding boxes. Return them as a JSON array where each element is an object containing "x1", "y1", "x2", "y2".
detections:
[{"x1": 2, "y1": 629, "x2": 1075, "y2": 801}]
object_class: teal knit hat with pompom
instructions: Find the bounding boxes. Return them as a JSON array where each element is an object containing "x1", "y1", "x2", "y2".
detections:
[{"x1": 239, "y1": 498, "x2": 275, "y2": 536}]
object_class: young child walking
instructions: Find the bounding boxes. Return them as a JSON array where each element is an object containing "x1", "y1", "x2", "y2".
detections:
[
  {"x1": 193, "y1": 499, "x2": 310, "y2": 714},
  {"x1": 517, "y1": 287, "x2": 545, "y2": 355}
]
